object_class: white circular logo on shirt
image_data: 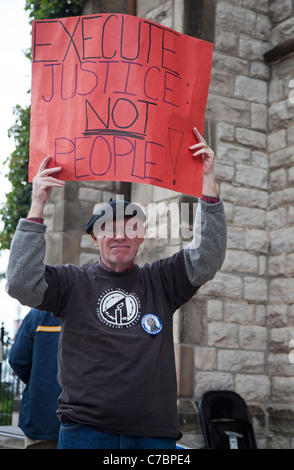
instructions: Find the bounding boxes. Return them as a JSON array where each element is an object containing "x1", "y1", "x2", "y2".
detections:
[{"x1": 97, "y1": 288, "x2": 141, "y2": 329}]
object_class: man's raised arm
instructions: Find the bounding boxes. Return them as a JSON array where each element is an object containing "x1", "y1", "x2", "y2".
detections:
[
  {"x1": 183, "y1": 126, "x2": 227, "y2": 287},
  {"x1": 6, "y1": 157, "x2": 65, "y2": 307}
]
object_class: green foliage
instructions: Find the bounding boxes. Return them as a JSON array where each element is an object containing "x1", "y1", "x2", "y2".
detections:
[
  {"x1": 0, "y1": 105, "x2": 31, "y2": 251},
  {"x1": 25, "y1": 0, "x2": 87, "y2": 22},
  {"x1": 0, "y1": 0, "x2": 87, "y2": 255},
  {"x1": 0, "y1": 383, "x2": 13, "y2": 425}
]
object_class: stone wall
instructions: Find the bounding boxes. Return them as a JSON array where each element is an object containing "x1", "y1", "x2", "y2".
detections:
[
  {"x1": 43, "y1": 0, "x2": 294, "y2": 448},
  {"x1": 266, "y1": 0, "x2": 294, "y2": 449},
  {"x1": 135, "y1": 0, "x2": 294, "y2": 449}
]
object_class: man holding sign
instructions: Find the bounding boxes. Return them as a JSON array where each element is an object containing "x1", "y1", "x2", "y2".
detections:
[{"x1": 6, "y1": 127, "x2": 226, "y2": 449}]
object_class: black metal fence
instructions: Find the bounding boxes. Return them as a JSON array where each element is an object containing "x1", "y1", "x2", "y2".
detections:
[{"x1": 0, "y1": 324, "x2": 24, "y2": 425}]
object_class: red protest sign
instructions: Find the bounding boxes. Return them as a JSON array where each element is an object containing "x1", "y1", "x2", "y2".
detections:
[{"x1": 29, "y1": 14, "x2": 213, "y2": 197}]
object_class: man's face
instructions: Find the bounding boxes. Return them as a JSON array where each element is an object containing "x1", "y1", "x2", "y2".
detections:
[{"x1": 91, "y1": 218, "x2": 145, "y2": 272}]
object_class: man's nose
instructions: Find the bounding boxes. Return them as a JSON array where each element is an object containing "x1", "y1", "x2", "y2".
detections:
[{"x1": 114, "y1": 227, "x2": 125, "y2": 239}]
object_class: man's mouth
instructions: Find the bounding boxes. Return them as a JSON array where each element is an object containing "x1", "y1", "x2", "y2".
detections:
[{"x1": 110, "y1": 245, "x2": 130, "y2": 250}]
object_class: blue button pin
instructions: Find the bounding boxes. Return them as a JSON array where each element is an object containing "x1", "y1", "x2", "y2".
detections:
[{"x1": 141, "y1": 314, "x2": 162, "y2": 335}]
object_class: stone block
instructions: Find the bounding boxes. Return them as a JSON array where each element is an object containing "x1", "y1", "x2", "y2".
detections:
[
  {"x1": 267, "y1": 304, "x2": 288, "y2": 328},
  {"x1": 270, "y1": 326, "x2": 294, "y2": 353},
  {"x1": 243, "y1": 0, "x2": 268, "y2": 14},
  {"x1": 270, "y1": 168, "x2": 287, "y2": 191},
  {"x1": 250, "y1": 61, "x2": 270, "y2": 80},
  {"x1": 61, "y1": 232, "x2": 81, "y2": 265},
  {"x1": 239, "y1": 35, "x2": 269, "y2": 61},
  {"x1": 267, "y1": 207, "x2": 287, "y2": 230},
  {"x1": 177, "y1": 399, "x2": 198, "y2": 434},
  {"x1": 272, "y1": 377, "x2": 294, "y2": 403},
  {"x1": 216, "y1": 122, "x2": 235, "y2": 142},
  {"x1": 272, "y1": 17, "x2": 294, "y2": 45},
  {"x1": 248, "y1": 404, "x2": 266, "y2": 434},
  {"x1": 270, "y1": 227, "x2": 294, "y2": 253},
  {"x1": 239, "y1": 325, "x2": 267, "y2": 351},
  {"x1": 194, "y1": 347, "x2": 216, "y2": 371},
  {"x1": 269, "y1": 78, "x2": 283, "y2": 102},
  {"x1": 222, "y1": 250, "x2": 259, "y2": 274},
  {"x1": 269, "y1": 101, "x2": 294, "y2": 131},
  {"x1": 287, "y1": 254, "x2": 294, "y2": 275},
  {"x1": 221, "y1": 183, "x2": 268, "y2": 209},
  {"x1": 235, "y1": 374, "x2": 270, "y2": 401},
  {"x1": 268, "y1": 406, "x2": 294, "y2": 437},
  {"x1": 210, "y1": 70, "x2": 235, "y2": 95},
  {"x1": 234, "y1": 206, "x2": 266, "y2": 228},
  {"x1": 236, "y1": 128, "x2": 267, "y2": 150},
  {"x1": 214, "y1": 30, "x2": 239, "y2": 54},
  {"x1": 44, "y1": 232, "x2": 62, "y2": 265},
  {"x1": 131, "y1": 182, "x2": 154, "y2": 204},
  {"x1": 212, "y1": 51, "x2": 249, "y2": 75},
  {"x1": 245, "y1": 229, "x2": 269, "y2": 253},
  {"x1": 217, "y1": 349, "x2": 265, "y2": 373},
  {"x1": 268, "y1": 129, "x2": 287, "y2": 152},
  {"x1": 256, "y1": 305, "x2": 266, "y2": 326},
  {"x1": 216, "y1": 1, "x2": 256, "y2": 35},
  {"x1": 269, "y1": 0, "x2": 293, "y2": 24},
  {"x1": 227, "y1": 227, "x2": 245, "y2": 250},
  {"x1": 251, "y1": 103, "x2": 268, "y2": 130},
  {"x1": 269, "y1": 147, "x2": 294, "y2": 171},
  {"x1": 268, "y1": 254, "x2": 286, "y2": 276},
  {"x1": 180, "y1": 298, "x2": 207, "y2": 345},
  {"x1": 288, "y1": 166, "x2": 294, "y2": 185},
  {"x1": 289, "y1": 206, "x2": 294, "y2": 224},
  {"x1": 208, "y1": 322, "x2": 238, "y2": 348},
  {"x1": 224, "y1": 301, "x2": 255, "y2": 324},
  {"x1": 215, "y1": 161, "x2": 235, "y2": 182},
  {"x1": 199, "y1": 272, "x2": 243, "y2": 299},
  {"x1": 235, "y1": 75, "x2": 268, "y2": 104},
  {"x1": 244, "y1": 276, "x2": 268, "y2": 301},
  {"x1": 78, "y1": 187, "x2": 102, "y2": 203},
  {"x1": 256, "y1": 13, "x2": 271, "y2": 41},
  {"x1": 207, "y1": 299, "x2": 223, "y2": 321},
  {"x1": 195, "y1": 371, "x2": 234, "y2": 399},
  {"x1": 287, "y1": 125, "x2": 294, "y2": 145},
  {"x1": 206, "y1": 95, "x2": 250, "y2": 126},
  {"x1": 268, "y1": 353, "x2": 294, "y2": 377},
  {"x1": 236, "y1": 163, "x2": 268, "y2": 188}
]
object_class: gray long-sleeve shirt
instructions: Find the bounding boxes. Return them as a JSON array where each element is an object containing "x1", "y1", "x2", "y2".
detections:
[{"x1": 6, "y1": 199, "x2": 226, "y2": 439}]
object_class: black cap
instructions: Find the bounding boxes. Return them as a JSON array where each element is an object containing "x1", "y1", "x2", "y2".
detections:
[{"x1": 85, "y1": 199, "x2": 146, "y2": 234}]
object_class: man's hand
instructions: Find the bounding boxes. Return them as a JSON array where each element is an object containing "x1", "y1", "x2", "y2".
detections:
[
  {"x1": 189, "y1": 126, "x2": 218, "y2": 198},
  {"x1": 189, "y1": 127, "x2": 214, "y2": 174},
  {"x1": 27, "y1": 156, "x2": 65, "y2": 218}
]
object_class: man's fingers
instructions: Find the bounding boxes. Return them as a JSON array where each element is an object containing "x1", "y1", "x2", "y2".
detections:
[
  {"x1": 189, "y1": 142, "x2": 206, "y2": 151},
  {"x1": 38, "y1": 166, "x2": 63, "y2": 178},
  {"x1": 37, "y1": 155, "x2": 51, "y2": 173},
  {"x1": 192, "y1": 126, "x2": 204, "y2": 143},
  {"x1": 37, "y1": 156, "x2": 63, "y2": 178},
  {"x1": 34, "y1": 175, "x2": 65, "y2": 187},
  {"x1": 191, "y1": 148, "x2": 207, "y2": 157}
]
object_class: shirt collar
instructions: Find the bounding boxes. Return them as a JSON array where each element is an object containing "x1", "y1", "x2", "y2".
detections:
[{"x1": 98, "y1": 257, "x2": 134, "y2": 273}]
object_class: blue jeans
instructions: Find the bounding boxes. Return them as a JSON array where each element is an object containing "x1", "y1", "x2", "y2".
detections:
[{"x1": 57, "y1": 421, "x2": 176, "y2": 449}]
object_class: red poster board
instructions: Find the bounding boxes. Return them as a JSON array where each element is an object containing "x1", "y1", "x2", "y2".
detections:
[{"x1": 29, "y1": 14, "x2": 213, "y2": 197}]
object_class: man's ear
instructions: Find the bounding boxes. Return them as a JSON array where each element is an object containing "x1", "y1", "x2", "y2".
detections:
[{"x1": 90, "y1": 231, "x2": 99, "y2": 247}]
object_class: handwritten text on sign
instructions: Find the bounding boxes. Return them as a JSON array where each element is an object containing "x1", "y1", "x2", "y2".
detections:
[{"x1": 29, "y1": 14, "x2": 213, "y2": 196}]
